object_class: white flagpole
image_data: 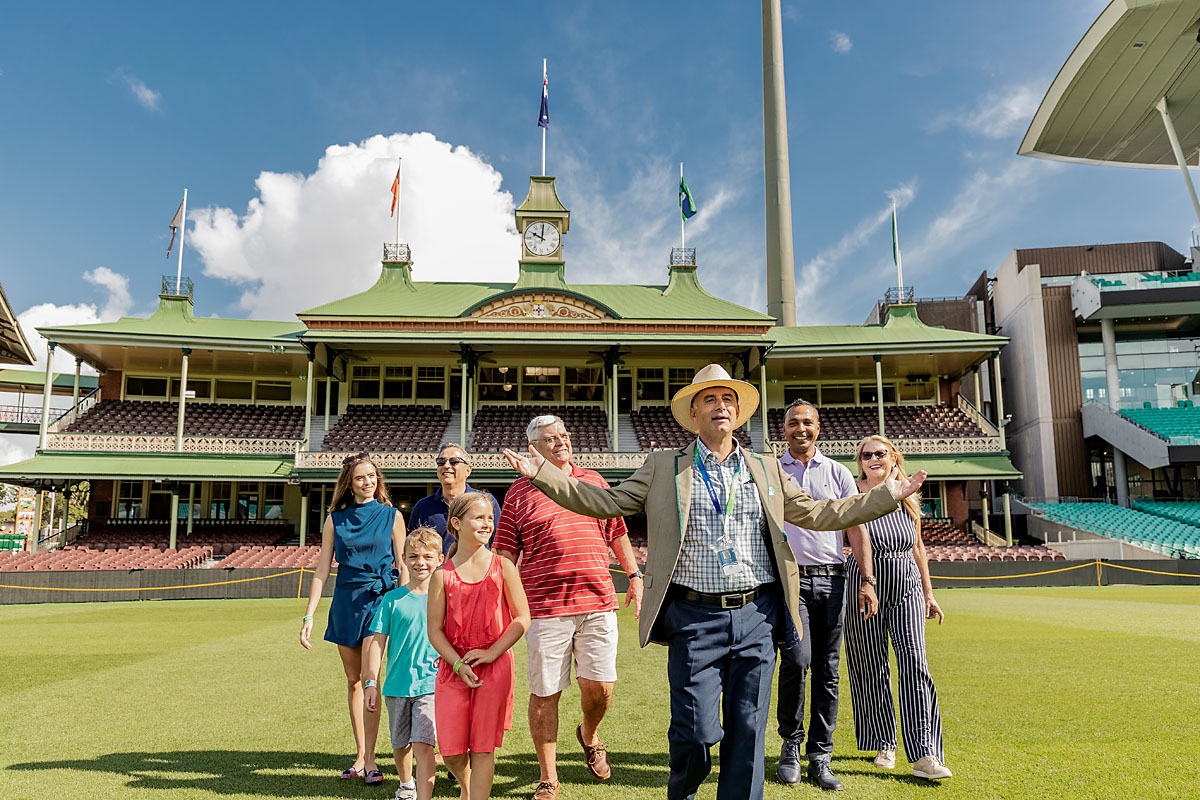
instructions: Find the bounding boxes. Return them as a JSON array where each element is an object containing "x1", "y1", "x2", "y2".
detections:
[
  {"x1": 542, "y1": 58, "x2": 547, "y2": 176},
  {"x1": 680, "y1": 163, "x2": 685, "y2": 250},
  {"x1": 892, "y1": 199, "x2": 904, "y2": 298},
  {"x1": 176, "y1": 188, "x2": 188, "y2": 286},
  {"x1": 400, "y1": 155, "x2": 410, "y2": 242}
]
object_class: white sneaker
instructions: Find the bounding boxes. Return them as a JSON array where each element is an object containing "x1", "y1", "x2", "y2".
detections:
[
  {"x1": 912, "y1": 755, "x2": 952, "y2": 780},
  {"x1": 873, "y1": 749, "x2": 896, "y2": 769},
  {"x1": 394, "y1": 783, "x2": 417, "y2": 800}
]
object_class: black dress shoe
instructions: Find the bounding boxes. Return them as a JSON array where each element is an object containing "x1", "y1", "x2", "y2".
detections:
[
  {"x1": 807, "y1": 759, "x2": 844, "y2": 791},
  {"x1": 777, "y1": 740, "x2": 803, "y2": 785}
]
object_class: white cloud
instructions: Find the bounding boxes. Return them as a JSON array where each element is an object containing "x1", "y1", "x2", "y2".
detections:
[
  {"x1": 830, "y1": 31, "x2": 853, "y2": 55},
  {"x1": 0, "y1": 435, "x2": 36, "y2": 469},
  {"x1": 16, "y1": 267, "x2": 133, "y2": 374},
  {"x1": 797, "y1": 181, "x2": 916, "y2": 306},
  {"x1": 112, "y1": 68, "x2": 162, "y2": 112},
  {"x1": 929, "y1": 83, "x2": 1041, "y2": 139},
  {"x1": 189, "y1": 132, "x2": 520, "y2": 318}
]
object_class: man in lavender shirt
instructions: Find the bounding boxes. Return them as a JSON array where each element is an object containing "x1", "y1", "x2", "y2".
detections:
[{"x1": 773, "y1": 399, "x2": 879, "y2": 791}]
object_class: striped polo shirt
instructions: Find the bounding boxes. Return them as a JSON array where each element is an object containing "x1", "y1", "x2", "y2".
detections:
[{"x1": 493, "y1": 464, "x2": 628, "y2": 619}]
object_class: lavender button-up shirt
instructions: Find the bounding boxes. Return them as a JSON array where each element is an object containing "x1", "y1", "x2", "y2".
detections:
[{"x1": 780, "y1": 447, "x2": 858, "y2": 566}]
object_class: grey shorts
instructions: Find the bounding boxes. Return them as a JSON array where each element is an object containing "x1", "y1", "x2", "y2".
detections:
[{"x1": 385, "y1": 693, "x2": 437, "y2": 748}]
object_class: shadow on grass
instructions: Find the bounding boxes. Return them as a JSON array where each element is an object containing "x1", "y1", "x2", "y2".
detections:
[
  {"x1": 763, "y1": 754, "x2": 947, "y2": 789},
  {"x1": 7, "y1": 747, "x2": 671, "y2": 797}
]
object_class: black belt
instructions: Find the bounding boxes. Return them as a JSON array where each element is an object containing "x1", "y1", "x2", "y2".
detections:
[
  {"x1": 799, "y1": 563, "x2": 844, "y2": 577},
  {"x1": 670, "y1": 582, "x2": 775, "y2": 609}
]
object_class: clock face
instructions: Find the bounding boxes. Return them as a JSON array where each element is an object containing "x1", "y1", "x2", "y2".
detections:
[{"x1": 523, "y1": 221, "x2": 561, "y2": 257}]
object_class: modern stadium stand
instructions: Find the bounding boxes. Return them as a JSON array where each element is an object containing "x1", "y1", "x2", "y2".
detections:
[
  {"x1": 766, "y1": 403, "x2": 984, "y2": 442},
  {"x1": 630, "y1": 406, "x2": 753, "y2": 451},
  {"x1": 1119, "y1": 405, "x2": 1200, "y2": 442},
  {"x1": 65, "y1": 399, "x2": 304, "y2": 439},
  {"x1": 322, "y1": 405, "x2": 451, "y2": 452},
  {"x1": 1032, "y1": 502, "x2": 1200, "y2": 559},
  {"x1": 469, "y1": 405, "x2": 609, "y2": 452},
  {"x1": 1132, "y1": 499, "x2": 1200, "y2": 527}
]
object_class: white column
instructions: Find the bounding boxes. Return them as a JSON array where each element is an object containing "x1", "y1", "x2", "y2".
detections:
[
  {"x1": 973, "y1": 368, "x2": 982, "y2": 412},
  {"x1": 187, "y1": 482, "x2": 195, "y2": 537},
  {"x1": 38, "y1": 341, "x2": 56, "y2": 449},
  {"x1": 980, "y1": 490, "x2": 989, "y2": 533},
  {"x1": 303, "y1": 356, "x2": 315, "y2": 449},
  {"x1": 759, "y1": 362, "x2": 769, "y2": 449},
  {"x1": 1002, "y1": 487, "x2": 1013, "y2": 547},
  {"x1": 323, "y1": 374, "x2": 332, "y2": 433},
  {"x1": 992, "y1": 352, "x2": 1006, "y2": 451},
  {"x1": 874, "y1": 355, "x2": 885, "y2": 436},
  {"x1": 459, "y1": 365, "x2": 468, "y2": 445},
  {"x1": 1156, "y1": 97, "x2": 1200, "y2": 228},
  {"x1": 72, "y1": 358, "x2": 81, "y2": 423},
  {"x1": 175, "y1": 348, "x2": 190, "y2": 453},
  {"x1": 299, "y1": 491, "x2": 309, "y2": 547},
  {"x1": 761, "y1": 0, "x2": 797, "y2": 326},
  {"x1": 1101, "y1": 318, "x2": 1130, "y2": 506},
  {"x1": 169, "y1": 490, "x2": 179, "y2": 550},
  {"x1": 611, "y1": 361, "x2": 619, "y2": 450}
]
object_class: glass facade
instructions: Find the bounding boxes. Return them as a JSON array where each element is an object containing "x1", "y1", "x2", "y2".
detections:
[{"x1": 1078, "y1": 336, "x2": 1200, "y2": 409}]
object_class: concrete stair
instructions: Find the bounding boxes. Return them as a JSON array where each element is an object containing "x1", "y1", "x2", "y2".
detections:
[{"x1": 307, "y1": 414, "x2": 340, "y2": 451}]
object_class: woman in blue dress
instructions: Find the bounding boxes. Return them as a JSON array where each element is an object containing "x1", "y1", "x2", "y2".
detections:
[{"x1": 301, "y1": 452, "x2": 407, "y2": 785}]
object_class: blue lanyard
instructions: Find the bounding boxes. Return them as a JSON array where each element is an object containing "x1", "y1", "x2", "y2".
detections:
[{"x1": 694, "y1": 449, "x2": 741, "y2": 517}]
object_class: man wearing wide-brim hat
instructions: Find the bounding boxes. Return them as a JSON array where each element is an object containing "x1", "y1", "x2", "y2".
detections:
[{"x1": 504, "y1": 364, "x2": 925, "y2": 800}]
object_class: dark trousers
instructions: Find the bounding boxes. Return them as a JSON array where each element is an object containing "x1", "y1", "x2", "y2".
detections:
[
  {"x1": 776, "y1": 574, "x2": 846, "y2": 758},
  {"x1": 660, "y1": 589, "x2": 780, "y2": 800}
]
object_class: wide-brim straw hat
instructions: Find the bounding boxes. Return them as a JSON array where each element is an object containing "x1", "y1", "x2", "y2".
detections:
[{"x1": 670, "y1": 363, "x2": 760, "y2": 435}]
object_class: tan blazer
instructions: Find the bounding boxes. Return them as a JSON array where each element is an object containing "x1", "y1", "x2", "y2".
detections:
[{"x1": 531, "y1": 441, "x2": 899, "y2": 647}]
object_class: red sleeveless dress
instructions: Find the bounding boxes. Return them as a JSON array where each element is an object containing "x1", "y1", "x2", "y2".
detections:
[{"x1": 434, "y1": 553, "x2": 515, "y2": 755}]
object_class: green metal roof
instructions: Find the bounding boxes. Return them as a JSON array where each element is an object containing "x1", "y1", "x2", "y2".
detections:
[
  {"x1": 0, "y1": 279, "x2": 34, "y2": 366},
  {"x1": 0, "y1": 369, "x2": 99, "y2": 392},
  {"x1": 767, "y1": 304, "x2": 1008, "y2": 354},
  {"x1": 37, "y1": 296, "x2": 306, "y2": 346},
  {"x1": 300, "y1": 264, "x2": 773, "y2": 323},
  {"x1": 0, "y1": 452, "x2": 294, "y2": 486}
]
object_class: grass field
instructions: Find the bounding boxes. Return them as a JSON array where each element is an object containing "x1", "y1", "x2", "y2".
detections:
[{"x1": 2, "y1": 586, "x2": 1198, "y2": 800}]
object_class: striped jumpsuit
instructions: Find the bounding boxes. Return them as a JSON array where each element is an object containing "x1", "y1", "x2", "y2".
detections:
[{"x1": 843, "y1": 507, "x2": 944, "y2": 763}]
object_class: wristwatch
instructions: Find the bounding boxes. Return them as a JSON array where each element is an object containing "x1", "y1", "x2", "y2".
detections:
[
  {"x1": 363, "y1": 679, "x2": 378, "y2": 689},
  {"x1": 628, "y1": 570, "x2": 644, "y2": 580},
  {"x1": 861, "y1": 575, "x2": 877, "y2": 587}
]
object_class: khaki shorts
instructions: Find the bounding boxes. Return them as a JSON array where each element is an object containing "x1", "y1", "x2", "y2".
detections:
[{"x1": 526, "y1": 611, "x2": 618, "y2": 697}]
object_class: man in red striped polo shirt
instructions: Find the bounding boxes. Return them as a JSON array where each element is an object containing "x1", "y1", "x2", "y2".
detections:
[{"x1": 494, "y1": 414, "x2": 643, "y2": 800}]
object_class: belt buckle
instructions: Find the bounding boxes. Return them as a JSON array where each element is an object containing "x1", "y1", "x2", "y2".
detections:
[{"x1": 721, "y1": 593, "x2": 741, "y2": 609}]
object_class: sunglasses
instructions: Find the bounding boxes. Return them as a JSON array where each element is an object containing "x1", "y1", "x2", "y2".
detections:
[
  {"x1": 342, "y1": 451, "x2": 370, "y2": 467},
  {"x1": 859, "y1": 449, "x2": 890, "y2": 462},
  {"x1": 436, "y1": 457, "x2": 468, "y2": 467}
]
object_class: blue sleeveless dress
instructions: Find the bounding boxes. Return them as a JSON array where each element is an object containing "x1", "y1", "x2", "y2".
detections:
[{"x1": 324, "y1": 499, "x2": 400, "y2": 647}]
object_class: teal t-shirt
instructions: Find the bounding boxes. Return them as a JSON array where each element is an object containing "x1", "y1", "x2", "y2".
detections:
[{"x1": 369, "y1": 587, "x2": 438, "y2": 697}]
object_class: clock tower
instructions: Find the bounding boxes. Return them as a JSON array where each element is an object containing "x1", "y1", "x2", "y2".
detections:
[{"x1": 514, "y1": 175, "x2": 570, "y2": 289}]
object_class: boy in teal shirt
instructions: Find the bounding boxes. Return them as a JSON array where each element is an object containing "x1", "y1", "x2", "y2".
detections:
[{"x1": 365, "y1": 527, "x2": 444, "y2": 800}]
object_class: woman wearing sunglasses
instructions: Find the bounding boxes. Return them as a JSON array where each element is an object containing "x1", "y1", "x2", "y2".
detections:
[{"x1": 843, "y1": 436, "x2": 951, "y2": 781}]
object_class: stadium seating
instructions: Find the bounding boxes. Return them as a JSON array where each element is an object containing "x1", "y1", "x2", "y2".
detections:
[
  {"x1": 65, "y1": 400, "x2": 304, "y2": 439},
  {"x1": 0, "y1": 546, "x2": 212, "y2": 571},
  {"x1": 76, "y1": 521, "x2": 292, "y2": 555},
  {"x1": 1032, "y1": 502, "x2": 1200, "y2": 558},
  {"x1": 766, "y1": 403, "x2": 984, "y2": 442},
  {"x1": 1131, "y1": 499, "x2": 1200, "y2": 528},
  {"x1": 322, "y1": 405, "x2": 451, "y2": 452},
  {"x1": 630, "y1": 406, "x2": 752, "y2": 451},
  {"x1": 911, "y1": 519, "x2": 1062, "y2": 562},
  {"x1": 470, "y1": 406, "x2": 608, "y2": 452},
  {"x1": 1120, "y1": 407, "x2": 1200, "y2": 441},
  {"x1": 220, "y1": 544, "x2": 330, "y2": 569}
]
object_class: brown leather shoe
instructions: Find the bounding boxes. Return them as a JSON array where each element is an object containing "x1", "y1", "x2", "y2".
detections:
[
  {"x1": 576, "y1": 723, "x2": 612, "y2": 780},
  {"x1": 532, "y1": 780, "x2": 559, "y2": 800}
]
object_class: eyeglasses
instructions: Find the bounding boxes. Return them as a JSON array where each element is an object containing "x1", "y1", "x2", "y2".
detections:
[
  {"x1": 436, "y1": 457, "x2": 468, "y2": 467},
  {"x1": 859, "y1": 449, "x2": 889, "y2": 461},
  {"x1": 536, "y1": 434, "x2": 571, "y2": 445},
  {"x1": 342, "y1": 451, "x2": 370, "y2": 467}
]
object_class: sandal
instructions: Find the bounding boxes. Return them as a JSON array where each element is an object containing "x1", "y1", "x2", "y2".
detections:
[
  {"x1": 340, "y1": 766, "x2": 365, "y2": 779},
  {"x1": 364, "y1": 769, "x2": 384, "y2": 786}
]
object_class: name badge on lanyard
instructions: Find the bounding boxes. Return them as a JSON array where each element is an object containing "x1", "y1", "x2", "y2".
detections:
[{"x1": 695, "y1": 451, "x2": 746, "y2": 578}]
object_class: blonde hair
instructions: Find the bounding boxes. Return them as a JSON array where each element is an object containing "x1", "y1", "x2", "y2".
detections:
[
  {"x1": 328, "y1": 452, "x2": 392, "y2": 512},
  {"x1": 855, "y1": 435, "x2": 921, "y2": 524},
  {"x1": 445, "y1": 491, "x2": 496, "y2": 557},
  {"x1": 404, "y1": 526, "x2": 443, "y2": 556}
]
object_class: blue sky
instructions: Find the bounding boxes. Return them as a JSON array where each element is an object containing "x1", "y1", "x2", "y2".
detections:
[{"x1": 1, "y1": 0, "x2": 1194, "y2": 342}]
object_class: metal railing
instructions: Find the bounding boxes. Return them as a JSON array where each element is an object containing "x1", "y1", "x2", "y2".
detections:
[
  {"x1": 161, "y1": 275, "x2": 194, "y2": 298},
  {"x1": 49, "y1": 386, "x2": 101, "y2": 432},
  {"x1": 669, "y1": 247, "x2": 696, "y2": 266},
  {"x1": 384, "y1": 243, "x2": 411, "y2": 262},
  {"x1": 0, "y1": 405, "x2": 47, "y2": 426},
  {"x1": 882, "y1": 287, "x2": 915, "y2": 304}
]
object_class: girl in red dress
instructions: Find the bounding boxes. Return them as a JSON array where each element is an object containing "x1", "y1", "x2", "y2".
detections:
[{"x1": 428, "y1": 491, "x2": 530, "y2": 800}]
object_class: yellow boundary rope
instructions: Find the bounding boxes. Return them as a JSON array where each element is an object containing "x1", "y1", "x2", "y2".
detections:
[{"x1": 2, "y1": 562, "x2": 1196, "y2": 594}]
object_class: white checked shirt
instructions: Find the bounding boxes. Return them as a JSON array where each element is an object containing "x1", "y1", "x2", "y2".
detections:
[{"x1": 671, "y1": 440, "x2": 776, "y2": 593}]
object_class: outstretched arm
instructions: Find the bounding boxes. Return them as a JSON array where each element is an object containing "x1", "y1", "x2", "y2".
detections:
[{"x1": 504, "y1": 445, "x2": 654, "y2": 519}]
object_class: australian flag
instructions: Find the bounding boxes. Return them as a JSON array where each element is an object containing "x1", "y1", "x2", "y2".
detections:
[
  {"x1": 538, "y1": 68, "x2": 549, "y2": 128},
  {"x1": 679, "y1": 176, "x2": 698, "y2": 220}
]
